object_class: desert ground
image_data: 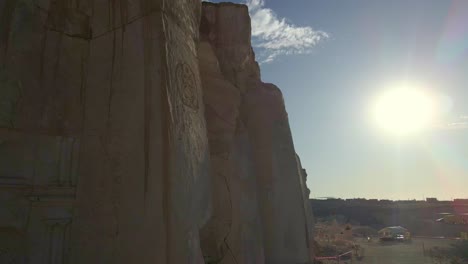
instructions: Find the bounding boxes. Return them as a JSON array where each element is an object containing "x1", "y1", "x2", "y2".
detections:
[
  {"x1": 317, "y1": 237, "x2": 458, "y2": 264},
  {"x1": 349, "y1": 238, "x2": 455, "y2": 264}
]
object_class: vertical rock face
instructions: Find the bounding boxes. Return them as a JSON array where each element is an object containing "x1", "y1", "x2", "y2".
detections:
[
  {"x1": 72, "y1": 1, "x2": 210, "y2": 263},
  {"x1": 0, "y1": 1, "x2": 210, "y2": 263},
  {"x1": 199, "y1": 2, "x2": 314, "y2": 264},
  {"x1": 244, "y1": 83, "x2": 313, "y2": 263},
  {"x1": 0, "y1": 1, "x2": 314, "y2": 264}
]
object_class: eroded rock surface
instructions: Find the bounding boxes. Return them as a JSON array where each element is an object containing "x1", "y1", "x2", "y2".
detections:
[
  {"x1": 1, "y1": 1, "x2": 209, "y2": 263},
  {"x1": 0, "y1": 1, "x2": 314, "y2": 263},
  {"x1": 199, "y1": 2, "x2": 314, "y2": 264}
]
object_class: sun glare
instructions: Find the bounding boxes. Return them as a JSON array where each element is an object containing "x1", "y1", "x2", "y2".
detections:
[{"x1": 372, "y1": 85, "x2": 436, "y2": 136}]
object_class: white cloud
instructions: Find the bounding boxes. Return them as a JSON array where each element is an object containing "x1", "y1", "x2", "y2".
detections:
[{"x1": 246, "y1": 0, "x2": 328, "y2": 63}]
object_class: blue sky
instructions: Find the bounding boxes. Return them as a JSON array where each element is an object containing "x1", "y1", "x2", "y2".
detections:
[{"x1": 208, "y1": 0, "x2": 468, "y2": 200}]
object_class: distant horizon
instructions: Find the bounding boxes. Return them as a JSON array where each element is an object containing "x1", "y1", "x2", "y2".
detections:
[{"x1": 310, "y1": 196, "x2": 468, "y2": 201}]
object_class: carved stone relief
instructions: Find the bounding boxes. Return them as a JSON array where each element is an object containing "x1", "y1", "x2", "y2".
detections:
[
  {"x1": 176, "y1": 62, "x2": 199, "y2": 111},
  {"x1": 0, "y1": 133, "x2": 79, "y2": 187},
  {"x1": 44, "y1": 219, "x2": 72, "y2": 264}
]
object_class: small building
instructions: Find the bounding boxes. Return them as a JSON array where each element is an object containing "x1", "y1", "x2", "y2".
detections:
[{"x1": 378, "y1": 226, "x2": 411, "y2": 241}]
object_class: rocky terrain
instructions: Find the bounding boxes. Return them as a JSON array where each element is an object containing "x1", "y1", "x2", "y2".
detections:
[{"x1": 0, "y1": 1, "x2": 314, "y2": 263}]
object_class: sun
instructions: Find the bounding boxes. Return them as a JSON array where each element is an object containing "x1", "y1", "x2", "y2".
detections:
[{"x1": 372, "y1": 85, "x2": 436, "y2": 136}]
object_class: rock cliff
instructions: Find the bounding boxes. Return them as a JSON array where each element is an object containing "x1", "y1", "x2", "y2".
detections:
[{"x1": 0, "y1": 1, "x2": 313, "y2": 263}]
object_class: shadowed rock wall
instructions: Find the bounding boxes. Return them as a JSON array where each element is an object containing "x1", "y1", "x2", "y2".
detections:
[
  {"x1": 0, "y1": 1, "x2": 210, "y2": 263},
  {"x1": 0, "y1": 1, "x2": 313, "y2": 263},
  {"x1": 199, "y1": 3, "x2": 314, "y2": 264}
]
